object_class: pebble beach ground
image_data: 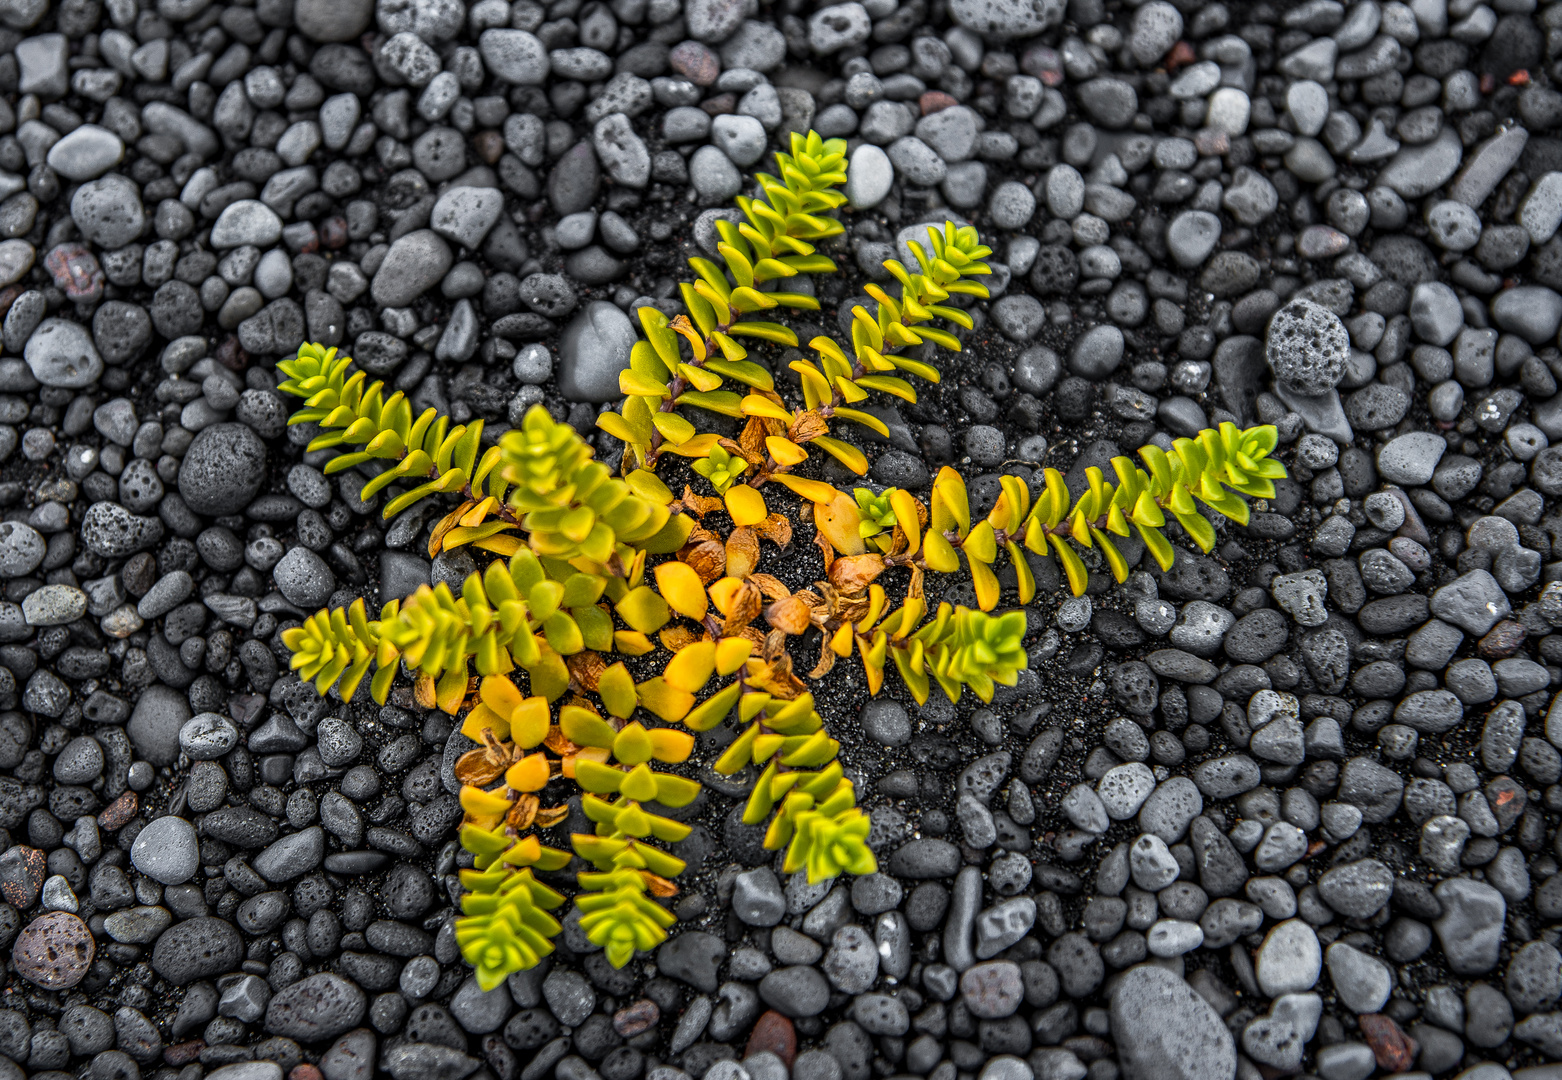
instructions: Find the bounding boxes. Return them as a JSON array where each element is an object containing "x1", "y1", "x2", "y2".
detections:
[{"x1": 0, "y1": 0, "x2": 1560, "y2": 1079}]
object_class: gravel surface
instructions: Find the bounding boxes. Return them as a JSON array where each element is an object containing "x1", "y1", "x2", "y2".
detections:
[{"x1": 0, "y1": 1, "x2": 1559, "y2": 1080}]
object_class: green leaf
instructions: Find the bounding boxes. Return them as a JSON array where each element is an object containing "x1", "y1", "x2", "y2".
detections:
[
  {"x1": 726, "y1": 321, "x2": 798, "y2": 345},
  {"x1": 674, "y1": 390, "x2": 745, "y2": 417},
  {"x1": 703, "y1": 359, "x2": 775, "y2": 391}
]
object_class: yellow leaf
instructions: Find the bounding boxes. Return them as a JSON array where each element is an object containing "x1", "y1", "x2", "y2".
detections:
[
  {"x1": 725, "y1": 484, "x2": 768, "y2": 526},
  {"x1": 764, "y1": 436, "x2": 809, "y2": 466},
  {"x1": 635, "y1": 677, "x2": 695, "y2": 722},
  {"x1": 654, "y1": 561, "x2": 708, "y2": 620},
  {"x1": 647, "y1": 728, "x2": 695, "y2": 763},
  {"x1": 505, "y1": 753, "x2": 550, "y2": 792},
  {"x1": 665, "y1": 640, "x2": 716, "y2": 693},
  {"x1": 771, "y1": 473, "x2": 839, "y2": 503},
  {"x1": 741, "y1": 395, "x2": 793, "y2": 422},
  {"x1": 661, "y1": 434, "x2": 722, "y2": 458},
  {"x1": 814, "y1": 492, "x2": 867, "y2": 556},
  {"x1": 812, "y1": 436, "x2": 867, "y2": 475},
  {"x1": 715, "y1": 636, "x2": 753, "y2": 674}
]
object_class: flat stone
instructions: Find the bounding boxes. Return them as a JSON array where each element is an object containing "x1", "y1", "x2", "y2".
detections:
[
  {"x1": 1110, "y1": 965, "x2": 1236, "y2": 1080},
  {"x1": 557, "y1": 300, "x2": 634, "y2": 402},
  {"x1": 1376, "y1": 432, "x2": 1446, "y2": 486},
  {"x1": 1255, "y1": 919, "x2": 1321, "y2": 996},
  {"x1": 1433, "y1": 878, "x2": 1506, "y2": 975},
  {"x1": 371, "y1": 230, "x2": 453, "y2": 307},
  {"x1": 45, "y1": 124, "x2": 124, "y2": 180},
  {"x1": 429, "y1": 187, "x2": 504, "y2": 249},
  {"x1": 210, "y1": 200, "x2": 283, "y2": 249},
  {"x1": 24, "y1": 318, "x2": 103, "y2": 388},
  {"x1": 12, "y1": 911, "x2": 94, "y2": 989},
  {"x1": 1376, "y1": 128, "x2": 1463, "y2": 199},
  {"x1": 946, "y1": 0, "x2": 1063, "y2": 39}
]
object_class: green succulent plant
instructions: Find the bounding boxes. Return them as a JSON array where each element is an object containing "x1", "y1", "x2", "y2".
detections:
[{"x1": 275, "y1": 127, "x2": 1290, "y2": 993}]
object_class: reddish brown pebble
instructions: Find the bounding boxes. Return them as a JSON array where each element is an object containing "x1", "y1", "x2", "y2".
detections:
[
  {"x1": 216, "y1": 335, "x2": 250, "y2": 371},
  {"x1": 0, "y1": 286, "x2": 19, "y2": 319},
  {"x1": 668, "y1": 40, "x2": 720, "y2": 86},
  {"x1": 1194, "y1": 128, "x2": 1230, "y2": 156},
  {"x1": 1480, "y1": 620, "x2": 1527, "y2": 658},
  {"x1": 1359, "y1": 1013, "x2": 1417, "y2": 1072},
  {"x1": 320, "y1": 217, "x2": 349, "y2": 250},
  {"x1": 0, "y1": 846, "x2": 45, "y2": 909},
  {"x1": 474, "y1": 130, "x2": 506, "y2": 164},
  {"x1": 163, "y1": 1042, "x2": 204, "y2": 1066},
  {"x1": 1165, "y1": 40, "x2": 1196, "y2": 70},
  {"x1": 613, "y1": 999, "x2": 660, "y2": 1037},
  {"x1": 920, "y1": 91, "x2": 958, "y2": 115},
  {"x1": 98, "y1": 791, "x2": 137, "y2": 831},
  {"x1": 701, "y1": 93, "x2": 737, "y2": 116},
  {"x1": 290, "y1": 1064, "x2": 324, "y2": 1080},
  {"x1": 13, "y1": 912, "x2": 95, "y2": 989},
  {"x1": 291, "y1": 224, "x2": 320, "y2": 253},
  {"x1": 1487, "y1": 775, "x2": 1527, "y2": 830},
  {"x1": 43, "y1": 244, "x2": 104, "y2": 303},
  {"x1": 745, "y1": 1010, "x2": 797, "y2": 1067},
  {"x1": 1020, "y1": 45, "x2": 1062, "y2": 85}
]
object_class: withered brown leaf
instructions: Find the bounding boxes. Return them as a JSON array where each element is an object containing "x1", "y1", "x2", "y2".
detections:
[
  {"x1": 535, "y1": 804, "x2": 570, "y2": 828},
  {"x1": 680, "y1": 486, "x2": 724, "y2": 518},
  {"x1": 566, "y1": 651, "x2": 605, "y2": 693},
  {"x1": 722, "y1": 580, "x2": 763, "y2": 634},
  {"x1": 725, "y1": 527, "x2": 761, "y2": 579},
  {"x1": 427, "y1": 501, "x2": 474, "y2": 557},
  {"x1": 456, "y1": 747, "x2": 506, "y2": 787},
  {"x1": 829, "y1": 553, "x2": 887, "y2": 593},
  {"x1": 748, "y1": 572, "x2": 790, "y2": 600},
  {"x1": 789, "y1": 410, "x2": 829, "y2": 443},
  {"x1": 643, "y1": 872, "x2": 680, "y2": 898},
  {"x1": 507, "y1": 793, "x2": 539, "y2": 830},
  {"x1": 413, "y1": 672, "x2": 437, "y2": 710},
  {"x1": 765, "y1": 593, "x2": 814, "y2": 635},
  {"x1": 757, "y1": 513, "x2": 792, "y2": 549}
]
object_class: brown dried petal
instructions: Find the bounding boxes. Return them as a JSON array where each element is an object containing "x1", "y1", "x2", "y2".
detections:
[
  {"x1": 726, "y1": 527, "x2": 761, "y2": 579},
  {"x1": 456, "y1": 748, "x2": 506, "y2": 787},
  {"x1": 740, "y1": 416, "x2": 769, "y2": 465},
  {"x1": 535, "y1": 804, "x2": 571, "y2": 828},
  {"x1": 813, "y1": 528, "x2": 835, "y2": 571},
  {"x1": 757, "y1": 513, "x2": 792, "y2": 549},
  {"x1": 659, "y1": 624, "x2": 702, "y2": 652},
  {"x1": 808, "y1": 644, "x2": 837, "y2": 680},
  {"x1": 723, "y1": 581, "x2": 763, "y2": 634},
  {"x1": 830, "y1": 554, "x2": 886, "y2": 593},
  {"x1": 566, "y1": 651, "x2": 605, "y2": 693},
  {"x1": 748, "y1": 573, "x2": 790, "y2": 601},
  {"x1": 507, "y1": 793, "x2": 539, "y2": 830},
  {"x1": 681, "y1": 486, "x2": 724, "y2": 518},
  {"x1": 789, "y1": 410, "x2": 829, "y2": 443},
  {"x1": 765, "y1": 594, "x2": 814, "y2": 635},
  {"x1": 681, "y1": 540, "x2": 727, "y2": 584},
  {"x1": 719, "y1": 437, "x2": 762, "y2": 468},
  {"x1": 543, "y1": 729, "x2": 578, "y2": 755}
]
